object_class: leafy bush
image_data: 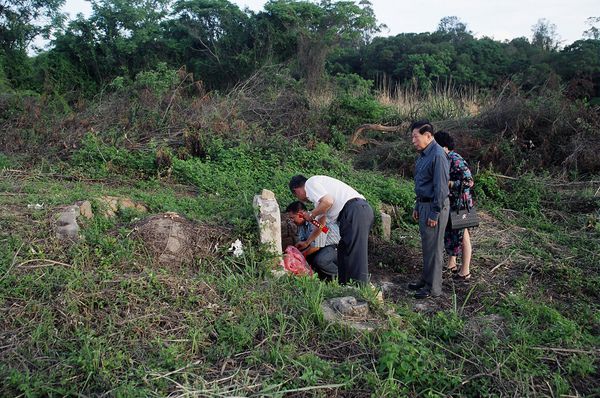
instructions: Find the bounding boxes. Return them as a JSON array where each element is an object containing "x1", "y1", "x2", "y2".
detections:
[
  {"x1": 334, "y1": 73, "x2": 374, "y2": 97},
  {"x1": 71, "y1": 134, "x2": 157, "y2": 178},
  {"x1": 327, "y1": 94, "x2": 396, "y2": 134},
  {"x1": 473, "y1": 170, "x2": 507, "y2": 207}
]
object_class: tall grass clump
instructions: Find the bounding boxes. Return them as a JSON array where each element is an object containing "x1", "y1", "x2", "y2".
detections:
[{"x1": 377, "y1": 76, "x2": 484, "y2": 121}]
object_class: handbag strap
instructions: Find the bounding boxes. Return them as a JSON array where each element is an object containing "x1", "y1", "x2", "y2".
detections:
[{"x1": 454, "y1": 179, "x2": 472, "y2": 214}]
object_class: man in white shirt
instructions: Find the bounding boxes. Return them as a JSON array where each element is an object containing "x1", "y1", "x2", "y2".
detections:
[{"x1": 288, "y1": 175, "x2": 374, "y2": 284}]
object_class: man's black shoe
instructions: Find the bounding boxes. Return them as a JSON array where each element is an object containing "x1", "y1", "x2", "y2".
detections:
[
  {"x1": 408, "y1": 280, "x2": 426, "y2": 291},
  {"x1": 414, "y1": 288, "x2": 432, "y2": 299},
  {"x1": 414, "y1": 288, "x2": 441, "y2": 299}
]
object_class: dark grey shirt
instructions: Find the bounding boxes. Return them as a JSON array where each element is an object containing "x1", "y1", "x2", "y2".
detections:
[{"x1": 414, "y1": 140, "x2": 449, "y2": 221}]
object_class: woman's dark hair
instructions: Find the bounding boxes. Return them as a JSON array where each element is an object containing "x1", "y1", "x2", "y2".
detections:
[
  {"x1": 285, "y1": 201, "x2": 307, "y2": 213},
  {"x1": 289, "y1": 174, "x2": 308, "y2": 192},
  {"x1": 409, "y1": 120, "x2": 434, "y2": 135},
  {"x1": 434, "y1": 131, "x2": 455, "y2": 150}
]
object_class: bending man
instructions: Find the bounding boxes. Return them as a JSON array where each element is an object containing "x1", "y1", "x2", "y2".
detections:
[{"x1": 289, "y1": 175, "x2": 374, "y2": 285}]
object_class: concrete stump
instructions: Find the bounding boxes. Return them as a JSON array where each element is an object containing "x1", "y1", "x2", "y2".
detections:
[
  {"x1": 56, "y1": 206, "x2": 80, "y2": 241},
  {"x1": 253, "y1": 189, "x2": 282, "y2": 255},
  {"x1": 381, "y1": 211, "x2": 391, "y2": 241}
]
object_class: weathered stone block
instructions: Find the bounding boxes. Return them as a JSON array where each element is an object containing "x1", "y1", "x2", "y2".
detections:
[
  {"x1": 380, "y1": 211, "x2": 391, "y2": 241},
  {"x1": 56, "y1": 205, "x2": 80, "y2": 241},
  {"x1": 253, "y1": 189, "x2": 282, "y2": 255}
]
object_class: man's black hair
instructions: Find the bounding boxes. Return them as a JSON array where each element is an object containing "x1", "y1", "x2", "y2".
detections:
[
  {"x1": 289, "y1": 174, "x2": 308, "y2": 193},
  {"x1": 434, "y1": 131, "x2": 455, "y2": 150},
  {"x1": 285, "y1": 201, "x2": 307, "y2": 213},
  {"x1": 410, "y1": 119, "x2": 434, "y2": 135}
]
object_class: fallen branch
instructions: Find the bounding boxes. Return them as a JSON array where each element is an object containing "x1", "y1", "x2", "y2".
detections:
[
  {"x1": 490, "y1": 173, "x2": 518, "y2": 181},
  {"x1": 16, "y1": 259, "x2": 72, "y2": 268},
  {"x1": 491, "y1": 250, "x2": 514, "y2": 272},
  {"x1": 350, "y1": 123, "x2": 405, "y2": 147},
  {"x1": 532, "y1": 346, "x2": 600, "y2": 355}
]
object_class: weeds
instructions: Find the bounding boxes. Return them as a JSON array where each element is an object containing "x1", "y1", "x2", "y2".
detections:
[{"x1": 1, "y1": 127, "x2": 599, "y2": 397}]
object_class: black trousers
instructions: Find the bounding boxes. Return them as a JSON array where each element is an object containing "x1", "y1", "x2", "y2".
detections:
[
  {"x1": 306, "y1": 245, "x2": 338, "y2": 281},
  {"x1": 337, "y1": 198, "x2": 374, "y2": 284}
]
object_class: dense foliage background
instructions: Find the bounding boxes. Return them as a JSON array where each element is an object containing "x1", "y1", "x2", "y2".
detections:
[
  {"x1": 2, "y1": 0, "x2": 600, "y2": 176},
  {"x1": 1, "y1": 1, "x2": 599, "y2": 397}
]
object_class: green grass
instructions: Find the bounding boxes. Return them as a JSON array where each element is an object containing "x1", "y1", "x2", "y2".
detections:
[{"x1": 0, "y1": 147, "x2": 598, "y2": 397}]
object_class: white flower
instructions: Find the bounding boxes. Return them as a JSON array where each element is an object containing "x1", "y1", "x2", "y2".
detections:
[{"x1": 229, "y1": 239, "x2": 244, "y2": 257}]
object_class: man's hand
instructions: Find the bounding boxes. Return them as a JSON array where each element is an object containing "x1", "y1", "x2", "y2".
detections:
[
  {"x1": 301, "y1": 210, "x2": 313, "y2": 222},
  {"x1": 427, "y1": 218, "x2": 438, "y2": 228},
  {"x1": 412, "y1": 209, "x2": 419, "y2": 221},
  {"x1": 295, "y1": 241, "x2": 309, "y2": 251}
]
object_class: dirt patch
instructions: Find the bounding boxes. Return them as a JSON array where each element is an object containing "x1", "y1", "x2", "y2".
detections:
[
  {"x1": 367, "y1": 210, "x2": 532, "y2": 315},
  {"x1": 133, "y1": 212, "x2": 233, "y2": 266}
]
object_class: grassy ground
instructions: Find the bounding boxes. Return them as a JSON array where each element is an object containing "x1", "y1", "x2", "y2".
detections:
[{"x1": 0, "y1": 146, "x2": 598, "y2": 397}]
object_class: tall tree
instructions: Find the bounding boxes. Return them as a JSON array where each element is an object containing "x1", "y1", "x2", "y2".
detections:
[
  {"x1": 583, "y1": 17, "x2": 600, "y2": 40},
  {"x1": 0, "y1": 0, "x2": 65, "y2": 88},
  {"x1": 51, "y1": 0, "x2": 171, "y2": 86},
  {"x1": 0, "y1": 0, "x2": 65, "y2": 52},
  {"x1": 258, "y1": 0, "x2": 380, "y2": 93},
  {"x1": 437, "y1": 16, "x2": 469, "y2": 36},
  {"x1": 531, "y1": 18, "x2": 560, "y2": 51},
  {"x1": 165, "y1": 0, "x2": 256, "y2": 88}
]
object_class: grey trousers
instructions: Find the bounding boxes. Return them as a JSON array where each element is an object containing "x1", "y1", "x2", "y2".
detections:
[
  {"x1": 337, "y1": 199, "x2": 374, "y2": 285},
  {"x1": 307, "y1": 245, "x2": 338, "y2": 281},
  {"x1": 417, "y1": 199, "x2": 449, "y2": 295}
]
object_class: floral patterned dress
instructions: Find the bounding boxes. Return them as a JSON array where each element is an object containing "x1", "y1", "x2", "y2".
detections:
[{"x1": 445, "y1": 150, "x2": 474, "y2": 256}]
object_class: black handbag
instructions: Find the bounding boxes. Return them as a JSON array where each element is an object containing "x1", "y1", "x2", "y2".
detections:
[
  {"x1": 450, "y1": 183, "x2": 479, "y2": 230},
  {"x1": 450, "y1": 205, "x2": 480, "y2": 229}
]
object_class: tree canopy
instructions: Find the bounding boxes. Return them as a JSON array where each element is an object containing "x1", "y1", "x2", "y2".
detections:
[{"x1": 1, "y1": 1, "x2": 599, "y2": 100}]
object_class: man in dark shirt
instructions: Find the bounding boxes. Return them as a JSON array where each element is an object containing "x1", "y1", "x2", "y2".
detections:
[{"x1": 408, "y1": 120, "x2": 450, "y2": 299}]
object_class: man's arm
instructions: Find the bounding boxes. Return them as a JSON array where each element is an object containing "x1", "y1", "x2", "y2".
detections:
[
  {"x1": 305, "y1": 194, "x2": 334, "y2": 220},
  {"x1": 301, "y1": 245, "x2": 320, "y2": 258},
  {"x1": 430, "y1": 154, "x2": 449, "y2": 223},
  {"x1": 296, "y1": 215, "x2": 327, "y2": 250}
]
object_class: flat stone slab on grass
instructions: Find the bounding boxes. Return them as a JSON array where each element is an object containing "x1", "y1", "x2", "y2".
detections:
[
  {"x1": 98, "y1": 195, "x2": 147, "y2": 217},
  {"x1": 321, "y1": 296, "x2": 380, "y2": 332}
]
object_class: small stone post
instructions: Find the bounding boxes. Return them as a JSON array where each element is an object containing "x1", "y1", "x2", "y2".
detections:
[
  {"x1": 253, "y1": 189, "x2": 282, "y2": 256},
  {"x1": 380, "y1": 211, "x2": 391, "y2": 241}
]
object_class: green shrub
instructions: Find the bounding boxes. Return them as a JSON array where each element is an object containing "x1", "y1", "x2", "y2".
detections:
[
  {"x1": 327, "y1": 95, "x2": 394, "y2": 134},
  {"x1": 503, "y1": 172, "x2": 548, "y2": 216},
  {"x1": 71, "y1": 134, "x2": 157, "y2": 178},
  {"x1": 473, "y1": 170, "x2": 507, "y2": 207},
  {"x1": 334, "y1": 73, "x2": 374, "y2": 97}
]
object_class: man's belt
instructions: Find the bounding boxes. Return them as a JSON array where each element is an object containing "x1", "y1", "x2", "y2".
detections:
[{"x1": 416, "y1": 197, "x2": 433, "y2": 203}]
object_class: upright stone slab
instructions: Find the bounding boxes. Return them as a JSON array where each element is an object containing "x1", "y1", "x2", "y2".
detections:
[
  {"x1": 56, "y1": 205, "x2": 80, "y2": 241},
  {"x1": 381, "y1": 211, "x2": 391, "y2": 241},
  {"x1": 253, "y1": 189, "x2": 282, "y2": 255}
]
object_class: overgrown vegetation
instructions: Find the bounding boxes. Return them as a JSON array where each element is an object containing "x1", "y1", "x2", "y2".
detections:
[
  {"x1": 1, "y1": 1, "x2": 599, "y2": 396},
  {"x1": 1, "y1": 142, "x2": 598, "y2": 396}
]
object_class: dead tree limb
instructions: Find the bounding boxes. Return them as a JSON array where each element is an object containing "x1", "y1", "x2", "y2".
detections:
[{"x1": 350, "y1": 123, "x2": 406, "y2": 148}]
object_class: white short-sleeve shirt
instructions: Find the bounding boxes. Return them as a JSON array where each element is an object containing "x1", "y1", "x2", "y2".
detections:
[{"x1": 304, "y1": 176, "x2": 364, "y2": 223}]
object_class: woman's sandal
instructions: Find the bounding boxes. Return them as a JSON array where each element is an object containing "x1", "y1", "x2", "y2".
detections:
[
  {"x1": 454, "y1": 273, "x2": 471, "y2": 281},
  {"x1": 446, "y1": 266, "x2": 459, "y2": 274}
]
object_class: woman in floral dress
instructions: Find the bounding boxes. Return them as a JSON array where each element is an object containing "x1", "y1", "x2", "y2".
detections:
[{"x1": 434, "y1": 131, "x2": 474, "y2": 280}]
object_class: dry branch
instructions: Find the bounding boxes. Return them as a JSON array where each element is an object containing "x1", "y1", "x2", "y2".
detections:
[{"x1": 350, "y1": 123, "x2": 406, "y2": 147}]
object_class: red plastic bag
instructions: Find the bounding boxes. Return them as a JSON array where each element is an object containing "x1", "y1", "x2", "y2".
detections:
[{"x1": 283, "y1": 245, "x2": 313, "y2": 276}]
